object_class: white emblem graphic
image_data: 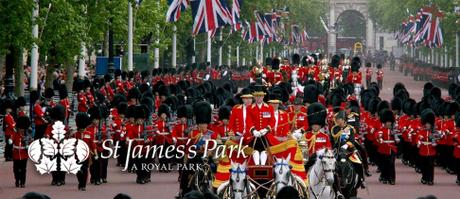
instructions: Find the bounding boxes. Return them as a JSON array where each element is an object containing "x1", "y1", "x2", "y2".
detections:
[{"x1": 28, "y1": 121, "x2": 90, "y2": 174}]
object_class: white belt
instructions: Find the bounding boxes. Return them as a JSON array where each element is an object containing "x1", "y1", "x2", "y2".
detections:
[
  {"x1": 421, "y1": 141, "x2": 433, "y2": 145},
  {"x1": 13, "y1": 145, "x2": 26, "y2": 149},
  {"x1": 134, "y1": 138, "x2": 145, "y2": 141},
  {"x1": 382, "y1": 140, "x2": 395, "y2": 143}
]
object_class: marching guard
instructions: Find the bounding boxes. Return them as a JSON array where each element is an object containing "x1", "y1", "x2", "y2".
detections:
[
  {"x1": 11, "y1": 116, "x2": 32, "y2": 188},
  {"x1": 75, "y1": 112, "x2": 98, "y2": 191},
  {"x1": 3, "y1": 99, "x2": 15, "y2": 161}
]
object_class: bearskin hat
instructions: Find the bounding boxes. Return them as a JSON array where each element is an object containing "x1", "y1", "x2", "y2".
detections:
[
  {"x1": 365, "y1": 62, "x2": 372, "y2": 68},
  {"x1": 51, "y1": 105, "x2": 66, "y2": 122},
  {"x1": 421, "y1": 108, "x2": 435, "y2": 125},
  {"x1": 303, "y1": 84, "x2": 318, "y2": 104},
  {"x1": 448, "y1": 83, "x2": 458, "y2": 98},
  {"x1": 158, "y1": 104, "x2": 170, "y2": 117},
  {"x1": 58, "y1": 85, "x2": 68, "y2": 99},
  {"x1": 445, "y1": 102, "x2": 459, "y2": 116},
  {"x1": 379, "y1": 108, "x2": 395, "y2": 124},
  {"x1": 376, "y1": 64, "x2": 382, "y2": 69},
  {"x1": 455, "y1": 111, "x2": 460, "y2": 128},
  {"x1": 141, "y1": 70, "x2": 150, "y2": 79},
  {"x1": 16, "y1": 96, "x2": 26, "y2": 107},
  {"x1": 45, "y1": 88, "x2": 54, "y2": 99},
  {"x1": 75, "y1": 79, "x2": 86, "y2": 91},
  {"x1": 133, "y1": 105, "x2": 146, "y2": 119},
  {"x1": 2, "y1": 98, "x2": 14, "y2": 111},
  {"x1": 158, "y1": 85, "x2": 171, "y2": 97},
  {"x1": 112, "y1": 94, "x2": 127, "y2": 107},
  {"x1": 369, "y1": 82, "x2": 380, "y2": 96},
  {"x1": 391, "y1": 97, "x2": 403, "y2": 111},
  {"x1": 164, "y1": 96, "x2": 178, "y2": 112},
  {"x1": 177, "y1": 105, "x2": 193, "y2": 118},
  {"x1": 265, "y1": 57, "x2": 272, "y2": 66},
  {"x1": 126, "y1": 105, "x2": 136, "y2": 118},
  {"x1": 377, "y1": 100, "x2": 390, "y2": 113},
  {"x1": 128, "y1": 87, "x2": 142, "y2": 101},
  {"x1": 114, "y1": 69, "x2": 122, "y2": 77},
  {"x1": 140, "y1": 97, "x2": 154, "y2": 115},
  {"x1": 330, "y1": 55, "x2": 340, "y2": 68},
  {"x1": 393, "y1": 83, "x2": 406, "y2": 97},
  {"x1": 138, "y1": 83, "x2": 150, "y2": 94},
  {"x1": 30, "y1": 90, "x2": 41, "y2": 104},
  {"x1": 268, "y1": 90, "x2": 282, "y2": 104},
  {"x1": 16, "y1": 116, "x2": 31, "y2": 130},
  {"x1": 368, "y1": 98, "x2": 381, "y2": 115},
  {"x1": 307, "y1": 103, "x2": 327, "y2": 127},
  {"x1": 88, "y1": 106, "x2": 102, "y2": 121},
  {"x1": 218, "y1": 106, "x2": 231, "y2": 120},
  {"x1": 403, "y1": 98, "x2": 417, "y2": 116},
  {"x1": 430, "y1": 87, "x2": 441, "y2": 99},
  {"x1": 178, "y1": 80, "x2": 190, "y2": 92},
  {"x1": 292, "y1": 54, "x2": 301, "y2": 65},
  {"x1": 351, "y1": 57, "x2": 361, "y2": 72},
  {"x1": 76, "y1": 112, "x2": 91, "y2": 129},
  {"x1": 194, "y1": 101, "x2": 212, "y2": 124},
  {"x1": 271, "y1": 58, "x2": 281, "y2": 70},
  {"x1": 423, "y1": 82, "x2": 434, "y2": 97},
  {"x1": 117, "y1": 102, "x2": 128, "y2": 116},
  {"x1": 121, "y1": 71, "x2": 128, "y2": 80},
  {"x1": 104, "y1": 74, "x2": 112, "y2": 83}
]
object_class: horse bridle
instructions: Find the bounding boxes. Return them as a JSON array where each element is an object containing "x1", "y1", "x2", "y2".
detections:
[
  {"x1": 309, "y1": 154, "x2": 336, "y2": 199},
  {"x1": 229, "y1": 166, "x2": 249, "y2": 194},
  {"x1": 273, "y1": 161, "x2": 292, "y2": 187}
]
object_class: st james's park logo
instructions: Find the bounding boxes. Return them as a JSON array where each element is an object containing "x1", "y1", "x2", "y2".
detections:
[{"x1": 28, "y1": 121, "x2": 90, "y2": 175}]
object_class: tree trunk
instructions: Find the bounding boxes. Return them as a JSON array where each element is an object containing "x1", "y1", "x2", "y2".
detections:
[
  {"x1": 4, "y1": 45, "x2": 20, "y2": 98},
  {"x1": 103, "y1": 30, "x2": 109, "y2": 56},
  {"x1": 45, "y1": 48, "x2": 57, "y2": 89},
  {"x1": 14, "y1": 49, "x2": 25, "y2": 96},
  {"x1": 65, "y1": 60, "x2": 75, "y2": 92}
]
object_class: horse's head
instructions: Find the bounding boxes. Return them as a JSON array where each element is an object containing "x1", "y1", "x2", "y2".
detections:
[
  {"x1": 273, "y1": 154, "x2": 293, "y2": 193},
  {"x1": 316, "y1": 149, "x2": 336, "y2": 185},
  {"x1": 335, "y1": 148, "x2": 355, "y2": 188},
  {"x1": 229, "y1": 161, "x2": 248, "y2": 199}
]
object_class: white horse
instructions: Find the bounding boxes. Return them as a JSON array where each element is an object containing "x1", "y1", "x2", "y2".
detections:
[
  {"x1": 308, "y1": 149, "x2": 337, "y2": 199},
  {"x1": 268, "y1": 154, "x2": 308, "y2": 198},
  {"x1": 217, "y1": 161, "x2": 258, "y2": 199}
]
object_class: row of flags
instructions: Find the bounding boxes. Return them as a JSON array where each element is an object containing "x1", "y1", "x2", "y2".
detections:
[
  {"x1": 165, "y1": 0, "x2": 310, "y2": 46},
  {"x1": 395, "y1": 4, "x2": 444, "y2": 48}
]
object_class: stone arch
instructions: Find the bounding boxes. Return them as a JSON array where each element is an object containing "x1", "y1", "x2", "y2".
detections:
[{"x1": 327, "y1": 0, "x2": 374, "y2": 54}]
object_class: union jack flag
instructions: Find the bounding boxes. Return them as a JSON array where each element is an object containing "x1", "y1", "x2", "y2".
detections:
[
  {"x1": 166, "y1": 0, "x2": 189, "y2": 22},
  {"x1": 191, "y1": 0, "x2": 232, "y2": 36},
  {"x1": 231, "y1": 0, "x2": 242, "y2": 31}
]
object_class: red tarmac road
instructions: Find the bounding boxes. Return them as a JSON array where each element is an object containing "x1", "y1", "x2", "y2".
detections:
[{"x1": 1, "y1": 65, "x2": 459, "y2": 199}]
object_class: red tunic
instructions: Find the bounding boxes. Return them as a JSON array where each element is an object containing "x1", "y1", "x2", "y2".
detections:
[
  {"x1": 74, "y1": 130, "x2": 97, "y2": 152},
  {"x1": 11, "y1": 133, "x2": 29, "y2": 160},
  {"x1": 266, "y1": 70, "x2": 283, "y2": 85},
  {"x1": 453, "y1": 128, "x2": 460, "y2": 158},
  {"x1": 376, "y1": 127, "x2": 397, "y2": 155},
  {"x1": 154, "y1": 119, "x2": 173, "y2": 145},
  {"x1": 77, "y1": 92, "x2": 88, "y2": 112},
  {"x1": 304, "y1": 131, "x2": 332, "y2": 155},
  {"x1": 172, "y1": 123, "x2": 189, "y2": 146},
  {"x1": 272, "y1": 110, "x2": 290, "y2": 137},
  {"x1": 365, "y1": 68, "x2": 372, "y2": 80},
  {"x1": 33, "y1": 103, "x2": 46, "y2": 126},
  {"x1": 376, "y1": 69, "x2": 384, "y2": 81},
  {"x1": 3, "y1": 113, "x2": 16, "y2": 138},
  {"x1": 59, "y1": 98, "x2": 71, "y2": 119},
  {"x1": 228, "y1": 105, "x2": 251, "y2": 136},
  {"x1": 416, "y1": 129, "x2": 437, "y2": 156},
  {"x1": 346, "y1": 72, "x2": 362, "y2": 84},
  {"x1": 210, "y1": 121, "x2": 229, "y2": 138}
]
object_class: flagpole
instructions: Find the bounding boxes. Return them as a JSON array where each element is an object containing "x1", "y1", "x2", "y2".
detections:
[
  {"x1": 78, "y1": 43, "x2": 86, "y2": 78},
  {"x1": 172, "y1": 25, "x2": 177, "y2": 68},
  {"x1": 260, "y1": 40, "x2": 263, "y2": 64},
  {"x1": 255, "y1": 45, "x2": 259, "y2": 65},
  {"x1": 218, "y1": 29, "x2": 223, "y2": 66},
  {"x1": 30, "y1": 0, "x2": 39, "y2": 90},
  {"x1": 227, "y1": 45, "x2": 231, "y2": 66},
  {"x1": 128, "y1": 2, "x2": 134, "y2": 71},
  {"x1": 192, "y1": 38, "x2": 196, "y2": 63},
  {"x1": 456, "y1": 32, "x2": 459, "y2": 67},
  {"x1": 236, "y1": 45, "x2": 240, "y2": 67},
  {"x1": 207, "y1": 31, "x2": 212, "y2": 64}
]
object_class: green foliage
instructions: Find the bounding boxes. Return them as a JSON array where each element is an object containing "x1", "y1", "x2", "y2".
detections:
[{"x1": 0, "y1": 0, "x2": 34, "y2": 53}]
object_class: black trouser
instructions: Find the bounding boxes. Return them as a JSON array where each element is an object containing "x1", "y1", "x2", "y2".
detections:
[
  {"x1": 135, "y1": 156, "x2": 150, "y2": 182},
  {"x1": 90, "y1": 156, "x2": 101, "y2": 183},
  {"x1": 364, "y1": 140, "x2": 376, "y2": 165},
  {"x1": 380, "y1": 153, "x2": 395, "y2": 182},
  {"x1": 378, "y1": 80, "x2": 383, "y2": 90},
  {"x1": 34, "y1": 124, "x2": 47, "y2": 139},
  {"x1": 4, "y1": 135, "x2": 12, "y2": 160},
  {"x1": 117, "y1": 140, "x2": 127, "y2": 166},
  {"x1": 159, "y1": 143, "x2": 172, "y2": 172},
  {"x1": 409, "y1": 145, "x2": 418, "y2": 167},
  {"x1": 51, "y1": 171, "x2": 66, "y2": 184},
  {"x1": 366, "y1": 79, "x2": 371, "y2": 89},
  {"x1": 100, "y1": 157, "x2": 108, "y2": 180},
  {"x1": 77, "y1": 160, "x2": 89, "y2": 188},
  {"x1": 13, "y1": 159, "x2": 27, "y2": 185},
  {"x1": 419, "y1": 156, "x2": 434, "y2": 182},
  {"x1": 446, "y1": 146, "x2": 455, "y2": 173},
  {"x1": 436, "y1": 145, "x2": 446, "y2": 168}
]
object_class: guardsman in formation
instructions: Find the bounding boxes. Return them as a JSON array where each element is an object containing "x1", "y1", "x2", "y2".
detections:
[
  {"x1": 210, "y1": 106, "x2": 232, "y2": 138},
  {"x1": 365, "y1": 63, "x2": 372, "y2": 89},
  {"x1": 376, "y1": 108, "x2": 397, "y2": 185},
  {"x1": 3, "y1": 99, "x2": 15, "y2": 161},
  {"x1": 155, "y1": 104, "x2": 174, "y2": 173},
  {"x1": 58, "y1": 85, "x2": 71, "y2": 125},
  {"x1": 113, "y1": 102, "x2": 128, "y2": 167},
  {"x1": 30, "y1": 90, "x2": 47, "y2": 139},
  {"x1": 266, "y1": 58, "x2": 283, "y2": 86},
  {"x1": 15, "y1": 97, "x2": 27, "y2": 117},
  {"x1": 416, "y1": 109, "x2": 437, "y2": 185},
  {"x1": 302, "y1": 103, "x2": 331, "y2": 168},
  {"x1": 75, "y1": 112, "x2": 97, "y2": 191},
  {"x1": 376, "y1": 64, "x2": 384, "y2": 90},
  {"x1": 87, "y1": 106, "x2": 103, "y2": 185},
  {"x1": 45, "y1": 105, "x2": 67, "y2": 186},
  {"x1": 76, "y1": 80, "x2": 89, "y2": 113},
  {"x1": 11, "y1": 116, "x2": 32, "y2": 188}
]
